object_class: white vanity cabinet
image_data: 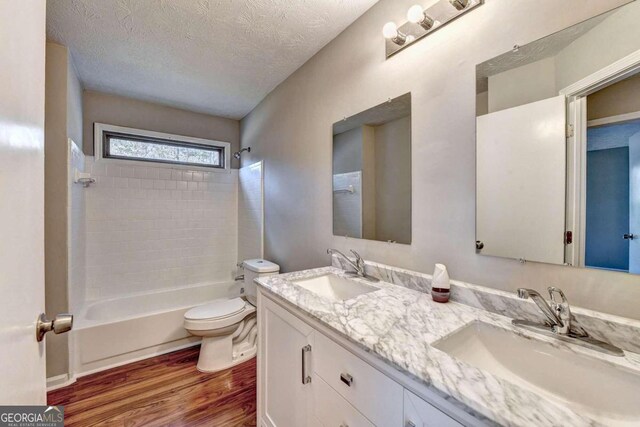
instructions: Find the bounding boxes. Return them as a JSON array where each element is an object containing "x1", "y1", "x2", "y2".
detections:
[
  {"x1": 258, "y1": 292, "x2": 314, "y2": 427},
  {"x1": 258, "y1": 291, "x2": 476, "y2": 427}
]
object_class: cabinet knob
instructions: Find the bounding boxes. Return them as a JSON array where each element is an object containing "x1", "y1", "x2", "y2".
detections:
[{"x1": 405, "y1": 421, "x2": 417, "y2": 427}]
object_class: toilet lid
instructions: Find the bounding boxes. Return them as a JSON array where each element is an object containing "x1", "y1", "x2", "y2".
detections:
[
  {"x1": 243, "y1": 258, "x2": 280, "y2": 273},
  {"x1": 184, "y1": 298, "x2": 246, "y2": 320}
]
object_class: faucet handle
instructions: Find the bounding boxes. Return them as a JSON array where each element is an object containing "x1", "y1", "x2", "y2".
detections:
[
  {"x1": 547, "y1": 286, "x2": 568, "y2": 305},
  {"x1": 349, "y1": 250, "x2": 366, "y2": 274}
]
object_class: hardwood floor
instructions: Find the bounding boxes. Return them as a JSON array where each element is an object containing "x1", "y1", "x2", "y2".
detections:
[{"x1": 48, "y1": 346, "x2": 256, "y2": 427}]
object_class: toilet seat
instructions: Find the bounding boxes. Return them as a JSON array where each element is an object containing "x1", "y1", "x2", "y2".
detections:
[
  {"x1": 184, "y1": 298, "x2": 255, "y2": 332},
  {"x1": 183, "y1": 258, "x2": 279, "y2": 373},
  {"x1": 185, "y1": 298, "x2": 246, "y2": 321}
]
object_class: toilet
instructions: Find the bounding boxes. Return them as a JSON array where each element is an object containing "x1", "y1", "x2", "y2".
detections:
[{"x1": 184, "y1": 259, "x2": 280, "y2": 372}]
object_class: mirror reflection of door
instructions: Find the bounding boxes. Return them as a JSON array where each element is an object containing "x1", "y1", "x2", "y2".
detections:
[
  {"x1": 475, "y1": 0, "x2": 640, "y2": 275},
  {"x1": 585, "y1": 72, "x2": 640, "y2": 273},
  {"x1": 476, "y1": 96, "x2": 567, "y2": 264}
]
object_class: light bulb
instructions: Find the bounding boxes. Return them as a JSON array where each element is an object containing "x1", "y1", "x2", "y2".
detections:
[
  {"x1": 382, "y1": 22, "x2": 398, "y2": 39},
  {"x1": 407, "y1": 5, "x2": 425, "y2": 23},
  {"x1": 407, "y1": 4, "x2": 434, "y2": 30}
]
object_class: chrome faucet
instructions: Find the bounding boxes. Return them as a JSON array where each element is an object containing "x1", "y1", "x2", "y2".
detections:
[
  {"x1": 513, "y1": 286, "x2": 624, "y2": 356},
  {"x1": 327, "y1": 249, "x2": 379, "y2": 282},
  {"x1": 516, "y1": 287, "x2": 570, "y2": 334}
]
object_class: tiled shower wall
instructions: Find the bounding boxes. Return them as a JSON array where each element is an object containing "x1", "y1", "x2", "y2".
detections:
[
  {"x1": 84, "y1": 158, "x2": 238, "y2": 300},
  {"x1": 333, "y1": 171, "x2": 362, "y2": 238},
  {"x1": 238, "y1": 161, "x2": 263, "y2": 262},
  {"x1": 68, "y1": 140, "x2": 86, "y2": 311}
]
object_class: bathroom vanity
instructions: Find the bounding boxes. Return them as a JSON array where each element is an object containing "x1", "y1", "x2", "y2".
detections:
[{"x1": 256, "y1": 260, "x2": 640, "y2": 427}]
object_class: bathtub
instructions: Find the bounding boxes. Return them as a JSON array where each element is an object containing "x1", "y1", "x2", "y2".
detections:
[{"x1": 72, "y1": 282, "x2": 239, "y2": 377}]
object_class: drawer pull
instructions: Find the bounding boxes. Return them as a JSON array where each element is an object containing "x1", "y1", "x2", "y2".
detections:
[
  {"x1": 340, "y1": 372, "x2": 353, "y2": 387},
  {"x1": 301, "y1": 344, "x2": 312, "y2": 385}
]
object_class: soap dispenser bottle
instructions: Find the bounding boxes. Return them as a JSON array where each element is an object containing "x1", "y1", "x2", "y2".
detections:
[{"x1": 431, "y1": 263, "x2": 450, "y2": 303}]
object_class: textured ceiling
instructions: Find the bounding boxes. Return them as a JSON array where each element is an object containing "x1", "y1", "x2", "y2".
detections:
[{"x1": 47, "y1": 0, "x2": 379, "y2": 119}]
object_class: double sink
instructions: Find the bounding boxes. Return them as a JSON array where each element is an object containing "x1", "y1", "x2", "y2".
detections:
[{"x1": 292, "y1": 272, "x2": 640, "y2": 425}]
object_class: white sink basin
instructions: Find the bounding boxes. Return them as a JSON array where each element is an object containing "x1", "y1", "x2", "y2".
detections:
[
  {"x1": 293, "y1": 274, "x2": 378, "y2": 301},
  {"x1": 433, "y1": 321, "x2": 640, "y2": 425}
]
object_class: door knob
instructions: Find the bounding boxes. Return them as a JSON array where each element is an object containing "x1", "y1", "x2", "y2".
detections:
[
  {"x1": 36, "y1": 313, "x2": 73, "y2": 342},
  {"x1": 623, "y1": 233, "x2": 635, "y2": 240}
]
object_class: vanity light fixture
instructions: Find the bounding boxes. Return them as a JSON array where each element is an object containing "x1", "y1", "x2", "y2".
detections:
[
  {"x1": 382, "y1": 22, "x2": 407, "y2": 45},
  {"x1": 407, "y1": 5, "x2": 435, "y2": 30},
  {"x1": 450, "y1": 0, "x2": 469, "y2": 11},
  {"x1": 383, "y1": 0, "x2": 483, "y2": 58}
]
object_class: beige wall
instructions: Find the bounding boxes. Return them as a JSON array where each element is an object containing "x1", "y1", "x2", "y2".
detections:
[
  {"x1": 374, "y1": 116, "x2": 411, "y2": 244},
  {"x1": 361, "y1": 125, "x2": 376, "y2": 240},
  {"x1": 45, "y1": 42, "x2": 82, "y2": 378},
  {"x1": 333, "y1": 127, "x2": 363, "y2": 174},
  {"x1": 488, "y1": 57, "x2": 557, "y2": 113},
  {"x1": 476, "y1": 91, "x2": 488, "y2": 116},
  {"x1": 587, "y1": 72, "x2": 640, "y2": 120},
  {"x1": 555, "y1": 1, "x2": 640, "y2": 91},
  {"x1": 82, "y1": 91, "x2": 241, "y2": 168},
  {"x1": 241, "y1": 0, "x2": 640, "y2": 319}
]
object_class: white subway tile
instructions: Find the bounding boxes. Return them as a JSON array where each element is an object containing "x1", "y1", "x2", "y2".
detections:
[
  {"x1": 146, "y1": 167, "x2": 159, "y2": 180},
  {"x1": 84, "y1": 164, "x2": 245, "y2": 300},
  {"x1": 135, "y1": 167, "x2": 148, "y2": 179},
  {"x1": 106, "y1": 164, "x2": 121, "y2": 177}
]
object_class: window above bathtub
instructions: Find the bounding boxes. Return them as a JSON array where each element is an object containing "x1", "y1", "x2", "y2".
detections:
[{"x1": 94, "y1": 123, "x2": 230, "y2": 172}]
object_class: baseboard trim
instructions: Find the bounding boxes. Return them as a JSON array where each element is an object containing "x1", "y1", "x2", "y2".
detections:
[{"x1": 46, "y1": 373, "x2": 76, "y2": 391}]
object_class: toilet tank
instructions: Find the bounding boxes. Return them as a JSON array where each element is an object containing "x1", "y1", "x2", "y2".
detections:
[{"x1": 242, "y1": 259, "x2": 280, "y2": 305}]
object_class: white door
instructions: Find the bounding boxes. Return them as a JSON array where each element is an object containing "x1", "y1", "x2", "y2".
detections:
[
  {"x1": 0, "y1": 0, "x2": 47, "y2": 404},
  {"x1": 476, "y1": 95, "x2": 567, "y2": 264},
  {"x1": 629, "y1": 132, "x2": 640, "y2": 273},
  {"x1": 258, "y1": 292, "x2": 314, "y2": 427}
]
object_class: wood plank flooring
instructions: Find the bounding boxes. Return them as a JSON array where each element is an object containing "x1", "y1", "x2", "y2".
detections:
[{"x1": 48, "y1": 346, "x2": 256, "y2": 427}]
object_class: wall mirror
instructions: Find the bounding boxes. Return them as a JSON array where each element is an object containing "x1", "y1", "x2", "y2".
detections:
[
  {"x1": 332, "y1": 93, "x2": 411, "y2": 244},
  {"x1": 476, "y1": 1, "x2": 640, "y2": 274}
]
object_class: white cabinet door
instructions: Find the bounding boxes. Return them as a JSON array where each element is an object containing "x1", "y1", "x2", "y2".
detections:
[
  {"x1": 404, "y1": 389, "x2": 463, "y2": 427},
  {"x1": 0, "y1": 0, "x2": 48, "y2": 404},
  {"x1": 258, "y1": 292, "x2": 314, "y2": 427}
]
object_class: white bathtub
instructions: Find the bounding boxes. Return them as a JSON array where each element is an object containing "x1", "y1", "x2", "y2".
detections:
[{"x1": 72, "y1": 282, "x2": 239, "y2": 376}]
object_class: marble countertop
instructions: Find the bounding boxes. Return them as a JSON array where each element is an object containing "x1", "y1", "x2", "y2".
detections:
[{"x1": 256, "y1": 266, "x2": 640, "y2": 427}]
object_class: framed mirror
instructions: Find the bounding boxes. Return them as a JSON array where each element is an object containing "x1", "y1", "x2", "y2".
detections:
[
  {"x1": 332, "y1": 93, "x2": 411, "y2": 244},
  {"x1": 475, "y1": 1, "x2": 640, "y2": 274}
]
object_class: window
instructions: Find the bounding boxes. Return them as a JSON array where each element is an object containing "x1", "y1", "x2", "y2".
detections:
[{"x1": 95, "y1": 123, "x2": 229, "y2": 170}]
